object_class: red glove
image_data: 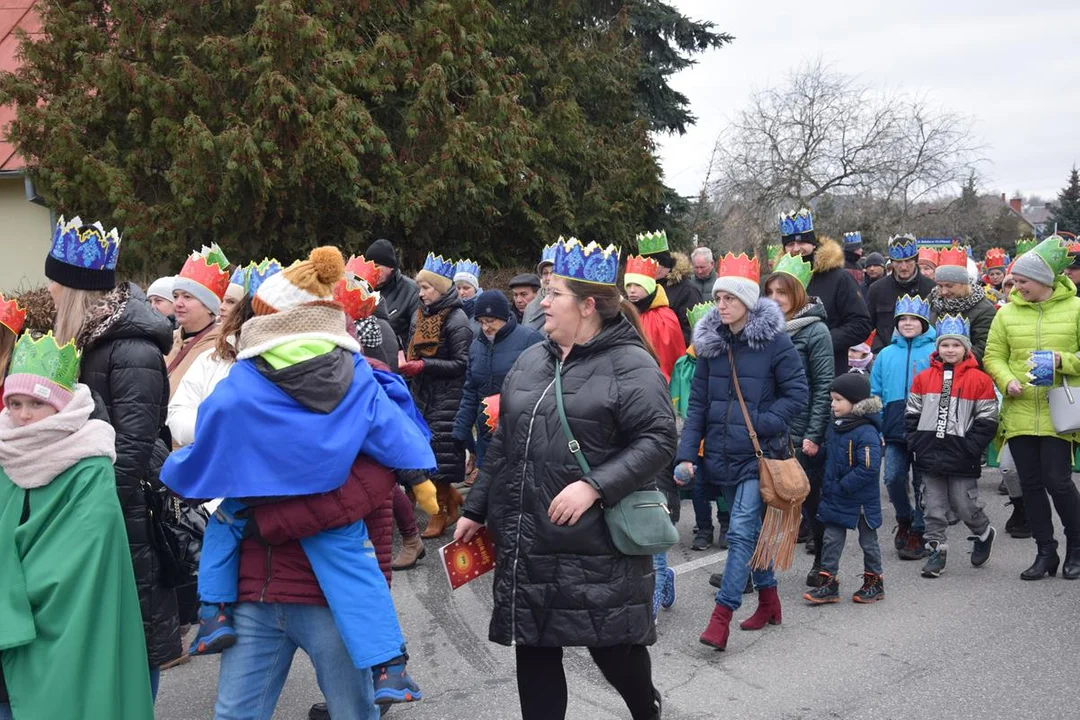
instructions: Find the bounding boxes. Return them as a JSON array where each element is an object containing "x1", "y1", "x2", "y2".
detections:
[{"x1": 399, "y1": 359, "x2": 424, "y2": 378}]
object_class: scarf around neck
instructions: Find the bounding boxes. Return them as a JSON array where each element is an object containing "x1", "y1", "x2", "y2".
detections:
[
  {"x1": 0, "y1": 385, "x2": 116, "y2": 489},
  {"x1": 408, "y1": 307, "x2": 451, "y2": 360},
  {"x1": 930, "y1": 283, "x2": 986, "y2": 315}
]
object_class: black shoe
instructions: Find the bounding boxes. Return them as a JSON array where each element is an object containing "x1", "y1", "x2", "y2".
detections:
[
  {"x1": 969, "y1": 527, "x2": 995, "y2": 567},
  {"x1": 708, "y1": 573, "x2": 753, "y2": 594},
  {"x1": 715, "y1": 530, "x2": 729, "y2": 550},
  {"x1": 806, "y1": 564, "x2": 827, "y2": 587},
  {"x1": 797, "y1": 518, "x2": 810, "y2": 544},
  {"x1": 1063, "y1": 546, "x2": 1080, "y2": 580},
  {"x1": 691, "y1": 527, "x2": 713, "y2": 551},
  {"x1": 805, "y1": 536, "x2": 816, "y2": 555},
  {"x1": 309, "y1": 703, "x2": 330, "y2": 720},
  {"x1": 921, "y1": 543, "x2": 946, "y2": 578},
  {"x1": 1005, "y1": 498, "x2": 1032, "y2": 539},
  {"x1": 1020, "y1": 549, "x2": 1060, "y2": 581}
]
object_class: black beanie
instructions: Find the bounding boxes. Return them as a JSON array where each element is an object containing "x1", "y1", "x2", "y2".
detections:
[
  {"x1": 830, "y1": 373, "x2": 871, "y2": 405},
  {"x1": 473, "y1": 289, "x2": 512, "y2": 322},
  {"x1": 648, "y1": 250, "x2": 676, "y2": 270},
  {"x1": 365, "y1": 238, "x2": 398, "y2": 270}
]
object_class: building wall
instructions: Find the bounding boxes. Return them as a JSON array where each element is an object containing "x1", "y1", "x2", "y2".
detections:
[{"x1": 0, "y1": 175, "x2": 51, "y2": 292}]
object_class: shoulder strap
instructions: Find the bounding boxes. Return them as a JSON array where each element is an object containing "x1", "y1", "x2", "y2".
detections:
[
  {"x1": 728, "y1": 347, "x2": 763, "y2": 459},
  {"x1": 554, "y1": 359, "x2": 591, "y2": 475}
]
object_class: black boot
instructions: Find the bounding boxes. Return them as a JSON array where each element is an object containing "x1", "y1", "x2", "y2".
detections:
[
  {"x1": 1063, "y1": 546, "x2": 1080, "y2": 580},
  {"x1": 1020, "y1": 546, "x2": 1060, "y2": 581},
  {"x1": 1005, "y1": 497, "x2": 1031, "y2": 539},
  {"x1": 708, "y1": 573, "x2": 753, "y2": 594}
]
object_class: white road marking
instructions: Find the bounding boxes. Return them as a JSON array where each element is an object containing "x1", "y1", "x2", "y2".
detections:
[{"x1": 670, "y1": 550, "x2": 729, "y2": 576}]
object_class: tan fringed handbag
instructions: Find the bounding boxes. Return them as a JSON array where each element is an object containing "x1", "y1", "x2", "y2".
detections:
[{"x1": 728, "y1": 348, "x2": 810, "y2": 571}]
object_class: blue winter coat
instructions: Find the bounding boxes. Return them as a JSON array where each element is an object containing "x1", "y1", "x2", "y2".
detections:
[
  {"x1": 870, "y1": 326, "x2": 936, "y2": 442},
  {"x1": 676, "y1": 298, "x2": 809, "y2": 488},
  {"x1": 818, "y1": 398, "x2": 884, "y2": 529}
]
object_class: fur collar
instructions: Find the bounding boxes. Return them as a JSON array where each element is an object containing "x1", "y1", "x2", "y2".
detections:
[
  {"x1": 851, "y1": 396, "x2": 882, "y2": 417},
  {"x1": 693, "y1": 297, "x2": 785, "y2": 358},
  {"x1": 667, "y1": 252, "x2": 691, "y2": 284},
  {"x1": 76, "y1": 283, "x2": 129, "y2": 352},
  {"x1": 812, "y1": 236, "x2": 844, "y2": 273}
]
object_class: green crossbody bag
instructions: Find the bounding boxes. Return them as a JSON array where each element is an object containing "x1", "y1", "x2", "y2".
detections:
[{"x1": 553, "y1": 360, "x2": 678, "y2": 556}]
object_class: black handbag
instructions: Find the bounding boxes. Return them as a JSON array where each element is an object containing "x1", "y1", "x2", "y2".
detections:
[{"x1": 144, "y1": 480, "x2": 208, "y2": 588}]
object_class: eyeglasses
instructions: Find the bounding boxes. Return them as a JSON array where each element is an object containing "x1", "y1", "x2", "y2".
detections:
[{"x1": 546, "y1": 288, "x2": 575, "y2": 301}]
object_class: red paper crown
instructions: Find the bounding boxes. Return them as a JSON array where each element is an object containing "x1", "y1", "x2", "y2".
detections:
[
  {"x1": 345, "y1": 256, "x2": 382, "y2": 289},
  {"x1": 917, "y1": 247, "x2": 939, "y2": 266},
  {"x1": 0, "y1": 294, "x2": 27, "y2": 335},
  {"x1": 625, "y1": 254, "x2": 659, "y2": 280},
  {"x1": 333, "y1": 274, "x2": 378, "y2": 321},
  {"x1": 863, "y1": 329, "x2": 877, "y2": 347},
  {"x1": 717, "y1": 252, "x2": 760, "y2": 284},
  {"x1": 178, "y1": 255, "x2": 230, "y2": 301},
  {"x1": 938, "y1": 246, "x2": 967, "y2": 268},
  {"x1": 984, "y1": 248, "x2": 1007, "y2": 269},
  {"x1": 481, "y1": 394, "x2": 500, "y2": 434}
]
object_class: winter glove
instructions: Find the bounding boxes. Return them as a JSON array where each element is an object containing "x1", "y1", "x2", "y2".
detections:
[
  {"x1": 413, "y1": 479, "x2": 439, "y2": 515},
  {"x1": 240, "y1": 513, "x2": 267, "y2": 546},
  {"x1": 399, "y1": 359, "x2": 425, "y2": 378}
]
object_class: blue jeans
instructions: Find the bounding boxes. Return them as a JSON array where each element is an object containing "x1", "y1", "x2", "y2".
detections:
[
  {"x1": 150, "y1": 666, "x2": 161, "y2": 701},
  {"x1": 716, "y1": 478, "x2": 776, "y2": 610},
  {"x1": 883, "y1": 442, "x2": 924, "y2": 532},
  {"x1": 691, "y1": 470, "x2": 728, "y2": 532},
  {"x1": 214, "y1": 603, "x2": 380, "y2": 720},
  {"x1": 0, "y1": 703, "x2": 11, "y2": 720}
]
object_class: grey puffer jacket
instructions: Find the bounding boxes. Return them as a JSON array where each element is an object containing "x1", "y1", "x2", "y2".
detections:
[{"x1": 463, "y1": 316, "x2": 677, "y2": 648}]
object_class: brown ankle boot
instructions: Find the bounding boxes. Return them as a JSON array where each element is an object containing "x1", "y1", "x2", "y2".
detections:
[
  {"x1": 421, "y1": 485, "x2": 449, "y2": 539},
  {"x1": 391, "y1": 534, "x2": 426, "y2": 570},
  {"x1": 446, "y1": 485, "x2": 463, "y2": 525}
]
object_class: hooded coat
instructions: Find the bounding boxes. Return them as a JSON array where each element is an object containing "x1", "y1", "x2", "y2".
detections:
[
  {"x1": 659, "y1": 252, "x2": 699, "y2": 345},
  {"x1": 636, "y1": 285, "x2": 687, "y2": 381},
  {"x1": 805, "y1": 237, "x2": 874, "y2": 376},
  {"x1": 870, "y1": 325, "x2": 937, "y2": 443},
  {"x1": 818, "y1": 397, "x2": 884, "y2": 529},
  {"x1": 462, "y1": 316, "x2": 676, "y2": 648},
  {"x1": 865, "y1": 267, "x2": 936, "y2": 353},
  {"x1": 785, "y1": 300, "x2": 835, "y2": 447},
  {"x1": 676, "y1": 299, "x2": 809, "y2": 488},
  {"x1": 74, "y1": 282, "x2": 181, "y2": 666}
]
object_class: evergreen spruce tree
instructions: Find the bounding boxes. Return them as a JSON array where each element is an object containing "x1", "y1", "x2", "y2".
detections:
[{"x1": 1049, "y1": 167, "x2": 1080, "y2": 236}]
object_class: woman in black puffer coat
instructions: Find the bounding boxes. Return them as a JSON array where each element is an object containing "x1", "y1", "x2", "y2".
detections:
[
  {"x1": 456, "y1": 266, "x2": 676, "y2": 720},
  {"x1": 401, "y1": 257, "x2": 473, "y2": 538}
]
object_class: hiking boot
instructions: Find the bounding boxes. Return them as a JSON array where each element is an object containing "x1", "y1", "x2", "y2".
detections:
[
  {"x1": 391, "y1": 534, "x2": 426, "y2": 570},
  {"x1": 969, "y1": 527, "x2": 995, "y2": 567},
  {"x1": 804, "y1": 573, "x2": 839, "y2": 604},
  {"x1": 1006, "y1": 498, "x2": 1032, "y2": 539},
  {"x1": 740, "y1": 587, "x2": 782, "y2": 630},
  {"x1": 805, "y1": 563, "x2": 828, "y2": 587},
  {"x1": 709, "y1": 572, "x2": 753, "y2": 594},
  {"x1": 852, "y1": 572, "x2": 885, "y2": 603},
  {"x1": 898, "y1": 529, "x2": 929, "y2": 560},
  {"x1": 691, "y1": 527, "x2": 712, "y2": 551},
  {"x1": 373, "y1": 659, "x2": 422, "y2": 705},
  {"x1": 894, "y1": 518, "x2": 912, "y2": 551},
  {"x1": 921, "y1": 543, "x2": 946, "y2": 578},
  {"x1": 699, "y1": 603, "x2": 734, "y2": 650},
  {"x1": 660, "y1": 567, "x2": 677, "y2": 610},
  {"x1": 189, "y1": 602, "x2": 237, "y2": 656}
]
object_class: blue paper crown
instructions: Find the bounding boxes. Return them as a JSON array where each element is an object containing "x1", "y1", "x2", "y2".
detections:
[
  {"x1": 422, "y1": 253, "x2": 456, "y2": 280},
  {"x1": 48, "y1": 215, "x2": 121, "y2": 271},
  {"x1": 552, "y1": 238, "x2": 620, "y2": 285},
  {"x1": 843, "y1": 231, "x2": 862, "y2": 246},
  {"x1": 778, "y1": 208, "x2": 814, "y2": 238},
  {"x1": 540, "y1": 241, "x2": 559, "y2": 266},
  {"x1": 894, "y1": 294, "x2": 930, "y2": 321},
  {"x1": 229, "y1": 266, "x2": 246, "y2": 286},
  {"x1": 935, "y1": 313, "x2": 970, "y2": 339},
  {"x1": 454, "y1": 259, "x2": 481, "y2": 279},
  {"x1": 888, "y1": 234, "x2": 919, "y2": 260},
  {"x1": 247, "y1": 259, "x2": 282, "y2": 295}
]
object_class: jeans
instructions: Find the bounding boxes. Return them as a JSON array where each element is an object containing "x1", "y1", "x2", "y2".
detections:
[
  {"x1": 883, "y1": 442, "x2": 924, "y2": 531},
  {"x1": 716, "y1": 478, "x2": 776, "y2": 610},
  {"x1": 922, "y1": 473, "x2": 990, "y2": 547},
  {"x1": 652, "y1": 552, "x2": 667, "y2": 599},
  {"x1": 515, "y1": 645, "x2": 656, "y2": 720},
  {"x1": 150, "y1": 666, "x2": 161, "y2": 701},
  {"x1": 821, "y1": 517, "x2": 883, "y2": 575},
  {"x1": 691, "y1": 471, "x2": 728, "y2": 533},
  {"x1": 214, "y1": 603, "x2": 380, "y2": 720},
  {"x1": 1009, "y1": 435, "x2": 1080, "y2": 550},
  {"x1": 0, "y1": 704, "x2": 10, "y2": 720}
]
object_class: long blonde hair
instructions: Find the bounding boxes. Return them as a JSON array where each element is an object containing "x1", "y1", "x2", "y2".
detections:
[
  {"x1": 53, "y1": 285, "x2": 109, "y2": 346},
  {"x1": 0, "y1": 326, "x2": 16, "y2": 385}
]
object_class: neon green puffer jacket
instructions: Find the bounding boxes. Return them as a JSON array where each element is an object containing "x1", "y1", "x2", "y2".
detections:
[{"x1": 984, "y1": 276, "x2": 1080, "y2": 441}]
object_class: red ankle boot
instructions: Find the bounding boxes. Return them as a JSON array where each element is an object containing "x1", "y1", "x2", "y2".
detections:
[
  {"x1": 699, "y1": 603, "x2": 734, "y2": 650},
  {"x1": 739, "y1": 586, "x2": 782, "y2": 630}
]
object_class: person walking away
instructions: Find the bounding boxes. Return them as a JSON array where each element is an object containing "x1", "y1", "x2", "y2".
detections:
[
  {"x1": 905, "y1": 315, "x2": 999, "y2": 578},
  {"x1": 455, "y1": 238, "x2": 675, "y2": 720},
  {"x1": 764, "y1": 254, "x2": 835, "y2": 586},
  {"x1": 366, "y1": 238, "x2": 420, "y2": 349},
  {"x1": 0, "y1": 332, "x2": 154, "y2": 720},
  {"x1": 983, "y1": 235, "x2": 1080, "y2": 580},
  {"x1": 688, "y1": 247, "x2": 718, "y2": 301},
  {"x1": 165, "y1": 245, "x2": 230, "y2": 399},
  {"x1": 805, "y1": 373, "x2": 885, "y2": 604},
  {"x1": 677, "y1": 253, "x2": 808, "y2": 652},
  {"x1": 928, "y1": 246, "x2": 997, "y2": 363},
  {"x1": 866, "y1": 234, "x2": 936, "y2": 353},
  {"x1": 522, "y1": 242, "x2": 558, "y2": 332}
]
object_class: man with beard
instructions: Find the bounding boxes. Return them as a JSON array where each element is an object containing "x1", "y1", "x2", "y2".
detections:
[{"x1": 866, "y1": 234, "x2": 936, "y2": 353}]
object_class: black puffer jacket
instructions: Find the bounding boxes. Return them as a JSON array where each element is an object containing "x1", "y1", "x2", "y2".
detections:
[
  {"x1": 865, "y1": 268, "x2": 936, "y2": 353},
  {"x1": 464, "y1": 316, "x2": 677, "y2": 648},
  {"x1": 76, "y1": 283, "x2": 182, "y2": 666},
  {"x1": 379, "y1": 269, "x2": 421, "y2": 349},
  {"x1": 805, "y1": 237, "x2": 873, "y2": 376},
  {"x1": 409, "y1": 289, "x2": 473, "y2": 486}
]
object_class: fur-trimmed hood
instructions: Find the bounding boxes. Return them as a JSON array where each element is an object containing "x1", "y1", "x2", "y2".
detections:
[
  {"x1": 811, "y1": 236, "x2": 845, "y2": 273},
  {"x1": 667, "y1": 252, "x2": 692, "y2": 284},
  {"x1": 693, "y1": 297, "x2": 785, "y2": 358},
  {"x1": 851, "y1": 395, "x2": 882, "y2": 418},
  {"x1": 833, "y1": 395, "x2": 882, "y2": 434}
]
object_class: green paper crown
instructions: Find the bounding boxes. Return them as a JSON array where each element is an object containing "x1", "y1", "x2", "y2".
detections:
[
  {"x1": 766, "y1": 244, "x2": 782, "y2": 263},
  {"x1": 636, "y1": 229, "x2": 669, "y2": 256},
  {"x1": 686, "y1": 301, "x2": 713, "y2": 328},
  {"x1": 1028, "y1": 235, "x2": 1071, "y2": 275},
  {"x1": 196, "y1": 243, "x2": 230, "y2": 272},
  {"x1": 8, "y1": 332, "x2": 81, "y2": 391},
  {"x1": 772, "y1": 252, "x2": 813, "y2": 288},
  {"x1": 1015, "y1": 237, "x2": 1038, "y2": 256}
]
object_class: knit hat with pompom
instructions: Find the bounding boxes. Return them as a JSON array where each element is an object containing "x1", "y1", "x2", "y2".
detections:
[{"x1": 252, "y1": 246, "x2": 345, "y2": 315}]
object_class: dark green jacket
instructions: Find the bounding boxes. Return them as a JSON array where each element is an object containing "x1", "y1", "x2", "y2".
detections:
[{"x1": 787, "y1": 301, "x2": 835, "y2": 446}]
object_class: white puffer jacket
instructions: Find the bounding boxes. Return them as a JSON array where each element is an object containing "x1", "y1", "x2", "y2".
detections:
[{"x1": 166, "y1": 346, "x2": 233, "y2": 448}]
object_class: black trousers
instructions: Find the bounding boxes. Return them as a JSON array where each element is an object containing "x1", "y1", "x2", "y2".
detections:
[
  {"x1": 1008, "y1": 435, "x2": 1080, "y2": 550},
  {"x1": 799, "y1": 449, "x2": 826, "y2": 562},
  {"x1": 515, "y1": 645, "x2": 657, "y2": 720}
]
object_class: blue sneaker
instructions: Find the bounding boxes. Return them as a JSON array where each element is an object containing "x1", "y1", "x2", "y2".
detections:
[
  {"x1": 660, "y1": 567, "x2": 676, "y2": 610},
  {"x1": 189, "y1": 602, "x2": 237, "y2": 656},
  {"x1": 373, "y1": 662, "x2": 422, "y2": 705}
]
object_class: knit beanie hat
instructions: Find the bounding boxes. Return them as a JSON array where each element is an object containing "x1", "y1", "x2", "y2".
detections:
[
  {"x1": 935, "y1": 314, "x2": 972, "y2": 352},
  {"x1": 416, "y1": 254, "x2": 455, "y2": 295},
  {"x1": 830, "y1": 372, "x2": 871, "y2": 406},
  {"x1": 3, "y1": 332, "x2": 80, "y2": 412},
  {"x1": 365, "y1": 238, "x2": 398, "y2": 270},
  {"x1": 1011, "y1": 241, "x2": 1061, "y2": 288},
  {"x1": 864, "y1": 252, "x2": 885, "y2": 269},
  {"x1": 472, "y1": 289, "x2": 512, "y2": 322},
  {"x1": 252, "y1": 247, "x2": 343, "y2": 316},
  {"x1": 712, "y1": 253, "x2": 761, "y2": 310},
  {"x1": 146, "y1": 276, "x2": 175, "y2": 302},
  {"x1": 44, "y1": 216, "x2": 121, "y2": 291}
]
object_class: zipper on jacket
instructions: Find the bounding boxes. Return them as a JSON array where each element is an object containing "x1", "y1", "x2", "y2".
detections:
[
  {"x1": 259, "y1": 546, "x2": 273, "y2": 602},
  {"x1": 1035, "y1": 304, "x2": 1044, "y2": 433},
  {"x1": 510, "y1": 377, "x2": 556, "y2": 646}
]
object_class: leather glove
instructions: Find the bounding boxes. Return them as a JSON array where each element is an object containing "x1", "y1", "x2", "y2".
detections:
[
  {"x1": 413, "y1": 480, "x2": 439, "y2": 515},
  {"x1": 399, "y1": 359, "x2": 424, "y2": 378},
  {"x1": 240, "y1": 513, "x2": 267, "y2": 546}
]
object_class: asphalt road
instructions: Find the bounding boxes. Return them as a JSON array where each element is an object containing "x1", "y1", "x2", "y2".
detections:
[{"x1": 155, "y1": 468, "x2": 1080, "y2": 720}]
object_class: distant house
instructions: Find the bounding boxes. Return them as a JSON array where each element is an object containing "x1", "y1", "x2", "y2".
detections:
[
  {"x1": 997, "y1": 194, "x2": 1037, "y2": 236},
  {"x1": 1, "y1": 1, "x2": 52, "y2": 292},
  {"x1": 1023, "y1": 202, "x2": 1054, "y2": 237}
]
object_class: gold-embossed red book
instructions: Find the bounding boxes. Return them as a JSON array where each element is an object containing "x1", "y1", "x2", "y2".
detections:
[{"x1": 441, "y1": 526, "x2": 495, "y2": 590}]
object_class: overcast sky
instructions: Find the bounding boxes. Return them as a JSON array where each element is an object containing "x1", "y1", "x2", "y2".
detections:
[{"x1": 657, "y1": 0, "x2": 1080, "y2": 204}]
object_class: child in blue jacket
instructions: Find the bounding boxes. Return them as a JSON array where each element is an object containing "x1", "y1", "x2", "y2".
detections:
[
  {"x1": 806, "y1": 373, "x2": 885, "y2": 605},
  {"x1": 870, "y1": 295, "x2": 936, "y2": 561}
]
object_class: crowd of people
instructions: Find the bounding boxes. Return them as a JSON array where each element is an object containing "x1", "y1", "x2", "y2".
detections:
[{"x1": 1, "y1": 208, "x2": 1079, "y2": 720}]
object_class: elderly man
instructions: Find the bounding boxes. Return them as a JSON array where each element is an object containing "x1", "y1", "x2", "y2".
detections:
[
  {"x1": 688, "y1": 247, "x2": 717, "y2": 302},
  {"x1": 866, "y1": 234, "x2": 936, "y2": 352},
  {"x1": 508, "y1": 273, "x2": 541, "y2": 323}
]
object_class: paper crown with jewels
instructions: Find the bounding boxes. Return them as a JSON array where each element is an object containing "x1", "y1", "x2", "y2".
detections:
[
  {"x1": 481, "y1": 394, "x2": 500, "y2": 434},
  {"x1": 454, "y1": 259, "x2": 481, "y2": 286},
  {"x1": 718, "y1": 252, "x2": 760, "y2": 284},
  {"x1": 935, "y1": 313, "x2": 970, "y2": 339},
  {"x1": 1015, "y1": 237, "x2": 1038, "y2": 256},
  {"x1": 771, "y1": 252, "x2": 813, "y2": 288},
  {"x1": 0, "y1": 294, "x2": 27, "y2": 335},
  {"x1": 422, "y1": 253, "x2": 456, "y2": 280},
  {"x1": 917, "y1": 247, "x2": 940, "y2": 267},
  {"x1": 1023, "y1": 235, "x2": 1071, "y2": 275},
  {"x1": 625, "y1": 254, "x2": 659, "y2": 283},
  {"x1": 333, "y1": 264, "x2": 380, "y2": 321},
  {"x1": 540, "y1": 241, "x2": 559, "y2": 267},
  {"x1": 778, "y1": 208, "x2": 814, "y2": 240},
  {"x1": 177, "y1": 244, "x2": 231, "y2": 301},
  {"x1": 686, "y1": 301, "x2": 713, "y2": 329},
  {"x1": 843, "y1": 231, "x2": 862, "y2": 247},
  {"x1": 894, "y1": 294, "x2": 930, "y2": 322},
  {"x1": 344, "y1": 256, "x2": 382, "y2": 289},
  {"x1": 983, "y1": 248, "x2": 1009, "y2": 270},
  {"x1": 552, "y1": 238, "x2": 620, "y2": 285},
  {"x1": 888, "y1": 234, "x2": 919, "y2": 260},
  {"x1": 46, "y1": 216, "x2": 122, "y2": 290},
  {"x1": 636, "y1": 230, "x2": 669, "y2": 256},
  {"x1": 8, "y1": 331, "x2": 81, "y2": 392}
]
